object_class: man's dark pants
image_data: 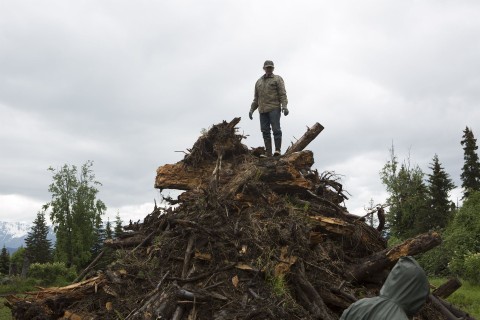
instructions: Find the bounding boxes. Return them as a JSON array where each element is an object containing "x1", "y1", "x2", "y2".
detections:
[{"x1": 259, "y1": 108, "x2": 282, "y2": 152}]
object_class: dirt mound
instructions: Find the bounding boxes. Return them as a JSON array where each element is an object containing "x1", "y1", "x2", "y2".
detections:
[{"x1": 6, "y1": 118, "x2": 469, "y2": 319}]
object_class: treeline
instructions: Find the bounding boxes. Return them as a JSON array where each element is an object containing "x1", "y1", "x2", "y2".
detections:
[
  {"x1": 0, "y1": 160, "x2": 125, "y2": 285},
  {"x1": 380, "y1": 126, "x2": 480, "y2": 283}
]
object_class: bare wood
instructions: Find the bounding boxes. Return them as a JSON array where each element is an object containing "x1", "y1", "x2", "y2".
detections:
[
  {"x1": 309, "y1": 216, "x2": 355, "y2": 236},
  {"x1": 182, "y1": 235, "x2": 195, "y2": 279},
  {"x1": 429, "y1": 294, "x2": 463, "y2": 320},
  {"x1": 291, "y1": 261, "x2": 334, "y2": 320},
  {"x1": 433, "y1": 277, "x2": 462, "y2": 299},
  {"x1": 285, "y1": 122, "x2": 324, "y2": 155},
  {"x1": 5, "y1": 274, "x2": 108, "y2": 316},
  {"x1": 433, "y1": 294, "x2": 476, "y2": 320},
  {"x1": 226, "y1": 116, "x2": 241, "y2": 129},
  {"x1": 104, "y1": 234, "x2": 145, "y2": 248},
  {"x1": 125, "y1": 291, "x2": 176, "y2": 320},
  {"x1": 348, "y1": 232, "x2": 442, "y2": 282},
  {"x1": 133, "y1": 229, "x2": 156, "y2": 251},
  {"x1": 124, "y1": 271, "x2": 171, "y2": 320},
  {"x1": 306, "y1": 190, "x2": 346, "y2": 214},
  {"x1": 156, "y1": 150, "x2": 316, "y2": 196}
]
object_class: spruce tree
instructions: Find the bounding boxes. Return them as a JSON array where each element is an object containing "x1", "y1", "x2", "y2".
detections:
[
  {"x1": 91, "y1": 216, "x2": 105, "y2": 258},
  {"x1": 461, "y1": 127, "x2": 480, "y2": 199},
  {"x1": 105, "y1": 218, "x2": 113, "y2": 240},
  {"x1": 423, "y1": 154, "x2": 456, "y2": 231},
  {"x1": 25, "y1": 211, "x2": 52, "y2": 264},
  {"x1": 0, "y1": 246, "x2": 10, "y2": 275},
  {"x1": 114, "y1": 212, "x2": 123, "y2": 238}
]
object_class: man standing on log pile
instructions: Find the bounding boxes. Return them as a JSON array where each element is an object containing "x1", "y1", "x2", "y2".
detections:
[
  {"x1": 340, "y1": 256, "x2": 429, "y2": 320},
  {"x1": 249, "y1": 60, "x2": 289, "y2": 157}
]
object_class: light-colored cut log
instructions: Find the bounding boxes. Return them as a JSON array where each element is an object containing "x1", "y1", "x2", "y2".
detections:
[
  {"x1": 348, "y1": 232, "x2": 441, "y2": 282},
  {"x1": 285, "y1": 123, "x2": 324, "y2": 155}
]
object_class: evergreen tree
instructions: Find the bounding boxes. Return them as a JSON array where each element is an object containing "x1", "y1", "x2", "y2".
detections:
[
  {"x1": 91, "y1": 216, "x2": 106, "y2": 257},
  {"x1": 422, "y1": 154, "x2": 456, "y2": 231},
  {"x1": 380, "y1": 146, "x2": 428, "y2": 239},
  {"x1": 45, "y1": 160, "x2": 106, "y2": 268},
  {"x1": 114, "y1": 212, "x2": 123, "y2": 238},
  {"x1": 25, "y1": 211, "x2": 52, "y2": 264},
  {"x1": 461, "y1": 127, "x2": 480, "y2": 199},
  {"x1": 0, "y1": 246, "x2": 10, "y2": 275},
  {"x1": 105, "y1": 218, "x2": 113, "y2": 240}
]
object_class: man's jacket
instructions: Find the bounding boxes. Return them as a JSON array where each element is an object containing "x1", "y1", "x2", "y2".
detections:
[
  {"x1": 251, "y1": 74, "x2": 288, "y2": 113},
  {"x1": 340, "y1": 256, "x2": 430, "y2": 320}
]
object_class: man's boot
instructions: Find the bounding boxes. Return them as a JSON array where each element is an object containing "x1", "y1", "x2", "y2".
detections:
[
  {"x1": 261, "y1": 137, "x2": 272, "y2": 157},
  {"x1": 274, "y1": 137, "x2": 282, "y2": 156}
]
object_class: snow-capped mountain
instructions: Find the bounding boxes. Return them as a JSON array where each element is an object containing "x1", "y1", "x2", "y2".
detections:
[{"x1": 0, "y1": 221, "x2": 55, "y2": 251}]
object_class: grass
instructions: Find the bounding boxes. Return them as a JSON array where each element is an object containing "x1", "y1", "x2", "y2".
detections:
[
  {"x1": 430, "y1": 277, "x2": 480, "y2": 318},
  {"x1": 0, "y1": 277, "x2": 38, "y2": 320},
  {"x1": 0, "y1": 278, "x2": 36, "y2": 295},
  {"x1": 0, "y1": 298, "x2": 12, "y2": 320}
]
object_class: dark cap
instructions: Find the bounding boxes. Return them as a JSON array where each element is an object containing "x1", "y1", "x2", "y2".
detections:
[{"x1": 263, "y1": 60, "x2": 274, "y2": 68}]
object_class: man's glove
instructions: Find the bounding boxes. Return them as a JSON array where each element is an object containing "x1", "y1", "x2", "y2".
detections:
[
  {"x1": 249, "y1": 109, "x2": 254, "y2": 120},
  {"x1": 282, "y1": 107, "x2": 289, "y2": 116}
]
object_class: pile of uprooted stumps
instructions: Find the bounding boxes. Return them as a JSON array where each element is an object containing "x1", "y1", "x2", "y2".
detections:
[{"x1": 6, "y1": 118, "x2": 475, "y2": 319}]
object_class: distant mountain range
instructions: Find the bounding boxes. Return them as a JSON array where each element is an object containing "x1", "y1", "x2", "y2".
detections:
[{"x1": 0, "y1": 221, "x2": 55, "y2": 254}]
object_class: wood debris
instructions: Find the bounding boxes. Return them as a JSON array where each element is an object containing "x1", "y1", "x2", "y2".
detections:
[{"x1": 6, "y1": 117, "x2": 473, "y2": 320}]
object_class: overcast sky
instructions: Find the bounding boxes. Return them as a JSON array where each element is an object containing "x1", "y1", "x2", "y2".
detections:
[{"x1": 1, "y1": 1, "x2": 479, "y2": 224}]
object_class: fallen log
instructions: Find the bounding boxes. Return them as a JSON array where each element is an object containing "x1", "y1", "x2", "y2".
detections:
[
  {"x1": 348, "y1": 232, "x2": 442, "y2": 282},
  {"x1": 6, "y1": 274, "x2": 108, "y2": 319},
  {"x1": 285, "y1": 123, "x2": 324, "y2": 155},
  {"x1": 104, "y1": 233, "x2": 145, "y2": 248},
  {"x1": 434, "y1": 295, "x2": 476, "y2": 320},
  {"x1": 291, "y1": 261, "x2": 334, "y2": 320},
  {"x1": 432, "y1": 277, "x2": 462, "y2": 299},
  {"x1": 156, "y1": 150, "x2": 316, "y2": 196},
  {"x1": 309, "y1": 215, "x2": 355, "y2": 236},
  {"x1": 429, "y1": 294, "x2": 461, "y2": 320}
]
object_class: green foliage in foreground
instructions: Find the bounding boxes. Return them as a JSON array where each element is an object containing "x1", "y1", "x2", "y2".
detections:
[
  {"x1": 28, "y1": 262, "x2": 77, "y2": 286},
  {"x1": 430, "y1": 278, "x2": 480, "y2": 318},
  {"x1": 0, "y1": 277, "x2": 36, "y2": 295},
  {"x1": 0, "y1": 297, "x2": 13, "y2": 320}
]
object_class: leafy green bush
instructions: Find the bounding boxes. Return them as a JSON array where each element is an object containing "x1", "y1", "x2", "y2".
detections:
[
  {"x1": 0, "y1": 276, "x2": 36, "y2": 294},
  {"x1": 28, "y1": 262, "x2": 77, "y2": 286},
  {"x1": 463, "y1": 252, "x2": 480, "y2": 285},
  {"x1": 417, "y1": 244, "x2": 451, "y2": 276}
]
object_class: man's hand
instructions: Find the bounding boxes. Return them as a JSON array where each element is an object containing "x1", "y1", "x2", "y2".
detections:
[
  {"x1": 282, "y1": 107, "x2": 289, "y2": 116},
  {"x1": 249, "y1": 109, "x2": 254, "y2": 120}
]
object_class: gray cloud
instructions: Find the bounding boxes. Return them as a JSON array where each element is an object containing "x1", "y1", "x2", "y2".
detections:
[{"x1": 1, "y1": 1, "x2": 479, "y2": 223}]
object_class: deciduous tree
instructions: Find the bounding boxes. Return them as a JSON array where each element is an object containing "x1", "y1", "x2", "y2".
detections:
[
  {"x1": 44, "y1": 160, "x2": 106, "y2": 269},
  {"x1": 444, "y1": 191, "x2": 480, "y2": 277}
]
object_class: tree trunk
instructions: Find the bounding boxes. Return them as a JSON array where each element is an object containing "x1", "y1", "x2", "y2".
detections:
[
  {"x1": 285, "y1": 123, "x2": 324, "y2": 155},
  {"x1": 348, "y1": 232, "x2": 442, "y2": 282},
  {"x1": 432, "y1": 277, "x2": 462, "y2": 299}
]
